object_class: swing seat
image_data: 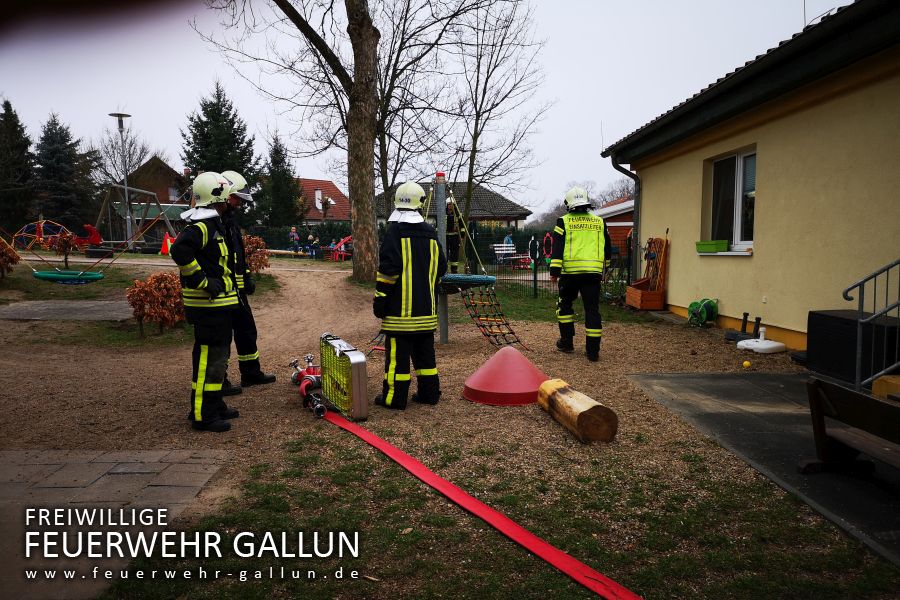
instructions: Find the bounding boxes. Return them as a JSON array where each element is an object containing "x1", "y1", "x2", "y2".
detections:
[
  {"x1": 439, "y1": 274, "x2": 496, "y2": 292},
  {"x1": 32, "y1": 270, "x2": 105, "y2": 285}
]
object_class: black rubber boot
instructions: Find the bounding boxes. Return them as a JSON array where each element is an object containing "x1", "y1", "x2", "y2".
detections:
[
  {"x1": 411, "y1": 392, "x2": 440, "y2": 405},
  {"x1": 241, "y1": 372, "x2": 277, "y2": 387},
  {"x1": 191, "y1": 419, "x2": 231, "y2": 432},
  {"x1": 220, "y1": 405, "x2": 240, "y2": 419},
  {"x1": 222, "y1": 377, "x2": 243, "y2": 396},
  {"x1": 556, "y1": 338, "x2": 574, "y2": 353},
  {"x1": 586, "y1": 352, "x2": 599, "y2": 362},
  {"x1": 373, "y1": 394, "x2": 406, "y2": 410}
]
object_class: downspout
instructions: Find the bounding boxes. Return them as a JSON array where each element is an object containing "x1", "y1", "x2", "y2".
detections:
[{"x1": 610, "y1": 155, "x2": 642, "y2": 284}]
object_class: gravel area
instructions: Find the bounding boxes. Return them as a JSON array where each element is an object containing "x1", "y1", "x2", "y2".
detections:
[{"x1": 0, "y1": 269, "x2": 805, "y2": 513}]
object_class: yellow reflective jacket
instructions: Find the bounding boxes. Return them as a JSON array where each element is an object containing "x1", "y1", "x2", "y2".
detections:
[{"x1": 549, "y1": 211, "x2": 611, "y2": 276}]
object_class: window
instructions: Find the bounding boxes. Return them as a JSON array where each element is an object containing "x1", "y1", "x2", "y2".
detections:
[
  {"x1": 711, "y1": 152, "x2": 755, "y2": 250},
  {"x1": 168, "y1": 187, "x2": 179, "y2": 201}
]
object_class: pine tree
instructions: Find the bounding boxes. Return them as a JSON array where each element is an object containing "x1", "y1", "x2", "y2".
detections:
[
  {"x1": 34, "y1": 114, "x2": 78, "y2": 225},
  {"x1": 180, "y1": 81, "x2": 258, "y2": 180},
  {"x1": 33, "y1": 114, "x2": 99, "y2": 229},
  {"x1": 257, "y1": 134, "x2": 300, "y2": 227},
  {"x1": 0, "y1": 99, "x2": 34, "y2": 231}
]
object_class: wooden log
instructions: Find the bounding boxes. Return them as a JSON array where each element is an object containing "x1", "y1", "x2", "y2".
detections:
[{"x1": 537, "y1": 379, "x2": 618, "y2": 443}]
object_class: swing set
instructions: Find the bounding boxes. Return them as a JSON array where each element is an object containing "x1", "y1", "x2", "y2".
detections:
[
  {"x1": 0, "y1": 181, "x2": 183, "y2": 285},
  {"x1": 0, "y1": 209, "x2": 170, "y2": 285}
]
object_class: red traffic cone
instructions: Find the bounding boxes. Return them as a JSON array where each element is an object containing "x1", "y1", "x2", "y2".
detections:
[{"x1": 160, "y1": 232, "x2": 173, "y2": 255}]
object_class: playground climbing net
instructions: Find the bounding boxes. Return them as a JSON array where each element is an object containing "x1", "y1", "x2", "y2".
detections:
[{"x1": 461, "y1": 286, "x2": 527, "y2": 349}]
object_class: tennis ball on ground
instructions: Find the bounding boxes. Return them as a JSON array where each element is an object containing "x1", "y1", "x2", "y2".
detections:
[{"x1": 742, "y1": 360, "x2": 751, "y2": 369}]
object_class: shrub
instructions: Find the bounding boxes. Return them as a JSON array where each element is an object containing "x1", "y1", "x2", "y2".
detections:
[
  {"x1": 0, "y1": 239, "x2": 20, "y2": 280},
  {"x1": 243, "y1": 235, "x2": 270, "y2": 273},
  {"x1": 47, "y1": 231, "x2": 79, "y2": 269},
  {"x1": 125, "y1": 271, "x2": 185, "y2": 337}
]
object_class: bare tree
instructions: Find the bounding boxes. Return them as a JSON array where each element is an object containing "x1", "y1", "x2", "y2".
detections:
[
  {"x1": 201, "y1": 1, "x2": 486, "y2": 196},
  {"x1": 205, "y1": 0, "x2": 380, "y2": 281},
  {"x1": 444, "y1": 0, "x2": 549, "y2": 263},
  {"x1": 371, "y1": 0, "x2": 493, "y2": 194},
  {"x1": 595, "y1": 176, "x2": 635, "y2": 206},
  {"x1": 90, "y1": 126, "x2": 154, "y2": 187}
]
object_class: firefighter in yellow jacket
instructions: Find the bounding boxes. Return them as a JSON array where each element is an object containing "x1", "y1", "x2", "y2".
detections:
[
  {"x1": 170, "y1": 171, "x2": 240, "y2": 432},
  {"x1": 549, "y1": 186, "x2": 611, "y2": 362},
  {"x1": 373, "y1": 181, "x2": 448, "y2": 409}
]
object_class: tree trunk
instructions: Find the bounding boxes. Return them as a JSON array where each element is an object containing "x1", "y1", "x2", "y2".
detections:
[
  {"x1": 537, "y1": 379, "x2": 618, "y2": 443},
  {"x1": 63, "y1": 250, "x2": 69, "y2": 270},
  {"x1": 345, "y1": 0, "x2": 380, "y2": 283}
]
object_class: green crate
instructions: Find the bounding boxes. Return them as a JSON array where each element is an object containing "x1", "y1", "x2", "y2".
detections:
[{"x1": 695, "y1": 240, "x2": 729, "y2": 253}]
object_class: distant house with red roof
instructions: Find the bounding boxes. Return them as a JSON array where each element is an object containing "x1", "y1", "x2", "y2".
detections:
[
  {"x1": 596, "y1": 195, "x2": 633, "y2": 256},
  {"x1": 297, "y1": 178, "x2": 351, "y2": 224}
]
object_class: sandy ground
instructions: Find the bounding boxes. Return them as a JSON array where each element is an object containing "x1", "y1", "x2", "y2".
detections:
[{"x1": 0, "y1": 268, "x2": 805, "y2": 513}]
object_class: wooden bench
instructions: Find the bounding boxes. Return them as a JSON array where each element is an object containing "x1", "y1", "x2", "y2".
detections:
[
  {"x1": 799, "y1": 377, "x2": 900, "y2": 474},
  {"x1": 490, "y1": 243, "x2": 530, "y2": 269}
]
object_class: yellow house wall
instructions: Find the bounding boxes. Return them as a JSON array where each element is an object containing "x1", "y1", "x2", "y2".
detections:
[{"x1": 633, "y1": 49, "x2": 900, "y2": 349}]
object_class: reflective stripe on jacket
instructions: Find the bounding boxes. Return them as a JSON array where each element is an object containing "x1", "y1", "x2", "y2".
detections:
[{"x1": 375, "y1": 221, "x2": 447, "y2": 333}]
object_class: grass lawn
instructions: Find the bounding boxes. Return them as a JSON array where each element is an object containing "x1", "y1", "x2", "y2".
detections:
[
  {"x1": 50, "y1": 320, "x2": 195, "y2": 348},
  {"x1": 448, "y1": 285, "x2": 651, "y2": 325},
  {"x1": 105, "y1": 426, "x2": 900, "y2": 599},
  {"x1": 0, "y1": 265, "x2": 150, "y2": 303}
]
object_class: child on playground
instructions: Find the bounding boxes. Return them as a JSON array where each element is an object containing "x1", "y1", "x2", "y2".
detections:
[{"x1": 288, "y1": 227, "x2": 301, "y2": 254}]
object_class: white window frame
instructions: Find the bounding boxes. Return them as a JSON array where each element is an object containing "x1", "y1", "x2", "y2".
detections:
[{"x1": 712, "y1": 151, "x2": 755, "y2": 251}]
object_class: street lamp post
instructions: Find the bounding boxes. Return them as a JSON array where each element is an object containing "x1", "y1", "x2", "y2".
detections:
[{"x1": 109, "y1": 112, "x2": 132, "y2": 248}]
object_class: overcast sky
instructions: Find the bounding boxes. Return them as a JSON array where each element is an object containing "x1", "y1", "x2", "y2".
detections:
[{"x1": 0, "y1": 0, "x2": 852, "y2": 217}]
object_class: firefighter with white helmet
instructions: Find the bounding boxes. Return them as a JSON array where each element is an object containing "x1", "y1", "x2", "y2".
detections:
[
  {"x1": 170, "y1": 171, "x2": 240, "y2": 432},
  {"x1": 549, "y1": 186, "x2": 612, "y2": 362},
  {"x1": 373, "y1": 181, "x2": 448, "y2": 409},
  {"x1": 220, "y1": 170, "x2": 276, "y2": 395}
]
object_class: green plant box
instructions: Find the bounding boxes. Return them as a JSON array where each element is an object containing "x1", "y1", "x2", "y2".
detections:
[{"x1": 695, "y1": 240, "x2": 729, "y2": 253}]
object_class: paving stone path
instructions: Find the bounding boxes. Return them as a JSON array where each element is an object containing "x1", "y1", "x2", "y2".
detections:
[
  {"x1": 0, "y1": 449, "x2": 226, "y2": 599},
  {"x1": 0, "y1": 300, "x2": 133, "y2": 322}
]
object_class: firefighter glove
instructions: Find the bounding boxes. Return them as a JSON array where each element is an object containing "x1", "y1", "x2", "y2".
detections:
[
  {"x1": 373, "y1": 296, "x2": 387, "y2": 319},
  {"x1": 206, "y1": 277, "x2": 226, "y2": 299}
]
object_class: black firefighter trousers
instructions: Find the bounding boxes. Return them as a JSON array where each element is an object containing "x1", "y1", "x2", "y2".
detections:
[
  {"x1": 232, "y1": 292, "x2": 263, "y2": 377},
  {"x1": 557, "y1": 273, "x2": 603, "y2": 356},
  {"x1": 381, "y1": 332, "x2": 440, "y2": 409},
  {"x1": 189, "y1": 311, "x2": 232, "y2": 424}
]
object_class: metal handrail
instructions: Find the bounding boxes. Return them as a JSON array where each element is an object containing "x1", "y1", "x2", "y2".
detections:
[
  {"x1": 841, "y1": 257, "x2": 900, "y2": 391},
  {"x1": 843, "y1": 257, "x2": 900, "y2": 301}
]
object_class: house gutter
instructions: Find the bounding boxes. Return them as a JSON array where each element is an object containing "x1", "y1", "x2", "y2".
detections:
[{"x1": 610, "y1": 156, "x2": 641, "y2": 284}]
